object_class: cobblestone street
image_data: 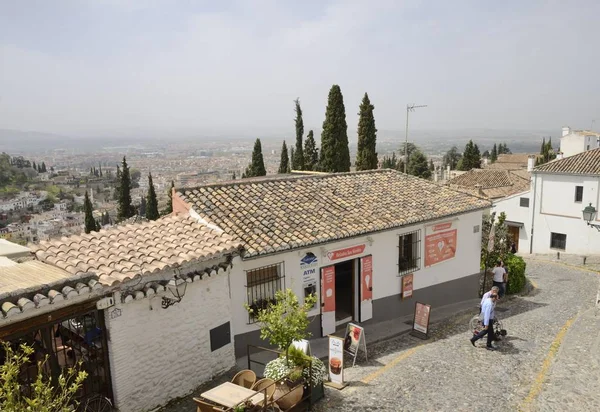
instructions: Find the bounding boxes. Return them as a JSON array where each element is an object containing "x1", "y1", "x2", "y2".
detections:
[{"x1": 161, "y1": 257, "x2": 600, "y2": 412}]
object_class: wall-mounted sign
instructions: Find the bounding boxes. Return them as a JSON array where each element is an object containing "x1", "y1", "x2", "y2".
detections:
[
  {"x1": 301, "y1": 252, "x2": 319, "y2": 287},
  {"x1": 343, "y1": 323, "x2": 368, "y2": 367},
  {"x1": 326, "y1": 244, "x2": 366, "y2": 261},
  {"x1": 411, "y1": 302, "x2": 431, "y2": 340},
  {"x1": 322, "y1": 266, "x2": 336, "y2": 312},
  {"x1": 360, "y1": 255, "x2": 373, "y2": 302},
  {"x1": 424, "y1": 220, "x2": 458, "y2": 267},
  {"x1": 402, "y1": 274, "x2": 413, "y2": 299},
  {"x1": 328, "y1": 336, "x2": 344, "y2": 386}
]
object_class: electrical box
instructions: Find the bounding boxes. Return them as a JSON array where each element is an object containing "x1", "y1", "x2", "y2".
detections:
[{"x1": 96, "y1": 296, "x2": 115, "y2": 310}]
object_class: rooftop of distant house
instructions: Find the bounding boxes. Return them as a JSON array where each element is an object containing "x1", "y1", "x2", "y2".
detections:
[
  {"x1": 534, "y1": 147, "x2": 600, "y2": 175},
  {"x1": 484, "y1": 153, "x2": 533, "y2": 171},
  {"x1": 175, "y1": 169, "x2": 491, "y2": 258},
  {"x1": 446, "y1": 169, "x2": 531, "y2": 200}
]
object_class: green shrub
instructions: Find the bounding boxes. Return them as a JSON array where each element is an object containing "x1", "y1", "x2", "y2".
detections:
[{"x1": 504, "y1": 254, "x2": 526, "y2": 294}]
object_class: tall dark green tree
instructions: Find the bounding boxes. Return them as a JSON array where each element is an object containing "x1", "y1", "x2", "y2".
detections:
[
  {"x1": 99, "y1": 164, "x2": 103, "y2": 177},
  {"x1": 320, "y1": 85, "x2": 350, "y2": 172},
  {"x1": 355, "y1": 93, "x2": 378, "y2": 171},
  {"x1": 490, "y1": 143, "x2": 498, "y2": 163},
  {"x1": 304, "y1": 130, "x2": 319, "y2": 171},
  {"x1": 41, "y1": 162, "x2": 47, "y2": 173},
  {"x1": 407, "y1": 149, "x2": 431, "y2": 179},
  {"x1": 32, "y1": 161, "x2": 37, "y2": 171},
  {"x1": 459, "y1": 140, "x2": 482, "y2": 171},
  {"x1": 83, "y1": 191, "x2": 97, "y2": 234},
  {"x1": 146, "y1": 173, "x2": 159, "y2": 220},
  {"x1": 243, "y1": 138, "x2": 267, "y2": 178},
  {"x1": 278, "y1": 141, "x2": 290, "y2": 174},
  {"x1": 139, "y1": 196, "x2": 147, "y2": 217},
  {"x1": 443, "y1": 146, "x2": 462, "y2": 170},
  {"x1": 292, "y1": 98, "x2": 304, "y2": 170},
  {"x1": 428, "y1": 159, "x2": 435, "y2": 172},
  {"x1": 161, "y1": 181, "x2": 175, "y2": 215},
  {"x1": 117, "y1": 156, "x2": 135, "y2": 221}
]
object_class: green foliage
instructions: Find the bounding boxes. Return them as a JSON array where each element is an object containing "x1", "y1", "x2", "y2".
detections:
[
  {"x1": 491, "y1": 143, "x2": 498, "y2": 162},
  {"x1": 146, "y1": 173, "x2": 159, "y2": 220},
  {"x1": 381, "y1": 152, "x2": 399, "y2": 169},
  {"x1": 0, "y1": 342, "x2": 87, "y2": 412},
  {"x1": 292, "y1": 98, "x2": 305, "y2": 170},
  {"x1": 278, "y1": 141, "x2": 290, "y2": 174},
  {"x1": 442, "y1": 146, "x2": 462, "y2": 170},
  {"x1": 428, "y1": 158, "x2": 435, "y2": 172},
  {"x1": 246, "y1": 288, "x2": 317, "y2": 362},
  {"x1": 537, "y1": 137, "x2": 556, "y2": 166},
  {"x1": 481, "y1": 212, "x2": 512, "y2": 270},
  {"x1": 161, "y1": 181, "x2": 175, "y2": 216},
  {"x1": 117, "y1": 156, "x2": 135, "y2": 221},
  {"x1": 83, "y1": 191, "x2": 97, "y2": 234},
  {"x1": 243, "y1": 139, "x2": 267, "y2": 178},
  {"x1": 303, "y1": 130, "x2": 319, "y2": 171},
  {"x1": 497, "y1": 142, "x2": 511, "y2": 155},
  {"x1": 264, "y1": 355, "x2": 327, "y2": 387},
  {"x1": 355, "y1": 93, "x2": 378, "y2": 171},
  {"x1": 459, "y1": 140, "x2": 482, "y2": 171},
  {"x1": 504, "y1": 254, "x2": 527, "y2": 294},
  {"x1": 320, "y1": 85, "x2": 350, "y2": 172},
  {"x1": 407, "y1": 149, "x2": 431, "y2": 179}
]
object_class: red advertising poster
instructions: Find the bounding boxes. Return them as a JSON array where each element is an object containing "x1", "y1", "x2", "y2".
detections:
[
  {"x1": 402, "y1": 274, "x2": 413, "y2": 299},
  {"x1": 322, "y1": 266, "x2": 336, "y2": 312},
  {"x1": 424, "y1": 220, "x2": 458, "y2": 267},
  {"x1": 361, "y1": 256, "x2": 373, "y2": 301},
  {"x1": 326, "y1": 244, "x2": 366, "y2": 261},
  {"x1": 413, "y1": 302, "x2": 431, "y2": 335}
]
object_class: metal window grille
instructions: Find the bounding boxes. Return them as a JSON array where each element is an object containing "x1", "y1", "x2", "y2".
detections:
[
  {"x1": 245, "y1": 262, "x2": 285, "y2": 324},
  {"x1": 519, "y1": 197, "x2": 530, "y2": 208},
  {"x1": 550, "y1": 232, "x2": 567, "y2": 250},
  {"x1": 398, "y1": 230, "x2": 421, "y2": 276},
  {"x1": 575, "y1": 186, "x2": 583, "y2": 202}
]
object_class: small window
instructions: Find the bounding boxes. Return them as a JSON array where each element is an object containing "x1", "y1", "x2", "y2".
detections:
[
  {"x1": 519, "y1": 197, "x2": 530, "y2": 207},
  {"x1": 575, "y1": 186, "x2": 583, "y2": 203},
  {"x1": 550, "y1": 233, "x2": 566, "y2": 250},
  {"x1": 246, "y1": 263, "x2": 285, "y2": 324},
  {"x1": 398, "y1": 230, "x2": 421, "y2": 276},
  {"x1": 473, "y1": 225, "x2": 480, "y2": 233}
]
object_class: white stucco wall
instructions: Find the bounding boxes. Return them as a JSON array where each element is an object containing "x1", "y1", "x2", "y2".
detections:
[
  {"x1": 531, "y1": 173, "x2": 600, "y2": 254},
  {"x1": 229, "y1": 209, "x2": 484, "y2": 339},
  {"x1": 105, "y1": 265, "x2": 235, "y2": 412},
  {"x1": 493, "y1": 190, "x2": 532, "y2": 252},
  {"x1": 560, "y1": 132, "x2": 600, "y2": 158}
]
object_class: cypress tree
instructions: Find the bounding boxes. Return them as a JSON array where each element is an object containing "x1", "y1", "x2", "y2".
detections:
[
  {"x1": 304, "y1": 130, "x2": 319, "y2": 171},
  {"x1": 292, "y1": 98, "x2": 305, "y2": 170},
  {"x1": 278, "y1": 141, "x2": 290, "y2": 174},
  {"x1": 490, "y1": 143, "x2": 498, "y2": 163},
  {"x1": 243, "y1": 138, "x2": 267, "y2": 178},
  {"x1": 146, "y1": 173, "x2": 159, "y2": 220},
  {"x1": 41, "y1": 162, "x2": 47, "y2": 173},
  {"x1": 116, "y1": 165, "x2": 121, "y2": 179},
  {"x1": 83, "y1": 191, "x2": 97, "y2": 234},
  {"x1": 32, "y1": 161, "x2": 37, "y2": 171},
  {"x1": 162, "y1": 181, "x2": 175, "y2": 215},
  {"x1": 428, "y1": 159, "x2": 435, "y2": 172},
  {"x1": 459, "y1": 140, "x2": 481, "y2": 171},
  {"x1": 139, "y1": 196, "x2": 147, "y2": 217},
  {"x1": 99, "y1": 164, "x2": 103, "y2": 177},
  {"x1": 407, "y1": 149, "x2": 431, "y2": 179},
  {"x1": 355, "y1": 93, "x2": 378, "y2": 171},
  {"x1": 320, "y1": 85, "x2": 350, "y2": 172},
  {"x1": 117, "y1": 156, "x2": 135, "y2": 221}
]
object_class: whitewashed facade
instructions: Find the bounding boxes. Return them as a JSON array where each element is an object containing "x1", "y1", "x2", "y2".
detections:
[
  {"x1": 492, "y1": 190, "x2": 532, "y2": 252},
  {"x1": 560, "y1": 127, "x2": 600, "y2": 158}
]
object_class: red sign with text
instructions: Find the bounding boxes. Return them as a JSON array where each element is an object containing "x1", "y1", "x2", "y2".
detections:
[
  {"x1": 322, "y1": 266, "x2": 336, "y2": 312},
  {"x1": 424, "y1": 221, "x2": 458, "y2": 267},
  {"x1": 361, "y1": 256, "x2": 373, "y2": 301},
  {"x1": 327, "y1": 244, "x2": 366, "y2": 261}
]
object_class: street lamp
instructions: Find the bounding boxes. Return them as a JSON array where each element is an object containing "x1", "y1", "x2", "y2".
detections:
[
  {"x1": 582, "y1": 203, "x2": 600, "y2": 231},
  {"x1": 404, "y1": 104, "x2": 427, "y2": 174},
  {"x1": 161, "y1": 274, "x2": 188, "y2": 309}
]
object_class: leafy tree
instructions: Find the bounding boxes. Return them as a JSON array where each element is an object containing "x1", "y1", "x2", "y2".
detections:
[
  {"x1": 381, "y1": 152, "x2": 398, "y2": 169},
  {"x1": 303, "y1": 130, "x2": 319, "y2": 171},
  {"x1": 407, "y1": 149, "x2": 431, "y2": 179},
  {"x1": 292, "y1": 98, "x2": 304, "y2": 170},
  {"x1": 146, "y1": 173, "x2": 159, "y2": 220},
  {"x1": 497, "y1": 143, "x2": 511, "y2": 155},
  {"x1": 161, "y1": 181, "x2": 175, "y2": 215},
  {"x1": 490, "y1": 143, "x2": 498, "y2": 163},
  {"x1": 117, "y1": 156, "x2": 135, "y2": 221},
  {"x1": 0, "y1": 342, "x2": 87, "y2": 412},
  {"x1": 83, "y1": 191, "x2": 97, "y2": 234},
  {"x1": 320, "y1": 85, "x2": 350, "y2": 172},
  {"x1": 459, "y1": 140, "x2": 481, "y2": 171},
  {"x1": 482, "y1": 150, "x2": 490, "y2": 158},
  {"x1": 355, "y1": 93, "x2": 378, "y2": 171},
  {"x1": 442, "y1": 146, "x2": 462, "y2": 170},
  {"x1": 243, "y1": 138, "x2": 267, "y2": 178},
  {"x1": 246, "y1": 288, "x2": 317, "y2": 365},
  {"x1": 278, "y1": 141, "x2": 290, "y2": 174},
  {"x1": 537, "y1": 136, "x2": 556, "y2": 166}
]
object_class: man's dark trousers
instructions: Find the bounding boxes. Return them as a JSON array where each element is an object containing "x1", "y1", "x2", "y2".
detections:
[
  {"x1": 472, "y1": 321, "x2": 494, "y2": 347},
  {"x1": 493, "y1": 280, "x2": 505, "y2": 298}
]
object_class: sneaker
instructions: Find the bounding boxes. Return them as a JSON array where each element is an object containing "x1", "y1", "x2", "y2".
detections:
[
  {"x1": 486, "y1": 346, "x2": 495, "y2": 351},
  {"x1": 470, "y1": 339, "x2": 476, "y2": 347}
]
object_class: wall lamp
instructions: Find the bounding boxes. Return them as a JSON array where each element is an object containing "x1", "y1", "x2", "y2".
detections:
[
  {"x1": 582, "y1": 203, "x2": 600, "y2": 231},
  {"x1": 161, "y1": 274, "x2": 187, "y2": 309}
]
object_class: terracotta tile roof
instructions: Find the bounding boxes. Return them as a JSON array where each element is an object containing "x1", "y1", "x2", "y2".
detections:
[
  {"x1": 534, "y1": 148, "x2": 600, "y2": 175},
  {"x1": 484, "y1": 153, "x2": 533, "y2": 170},
  {"x1": 32, "y1": 215, "x2": 242, "y2": 286},
  {"x1": 446, "y1": 169, "x2": 530, "y2": 199},
  {"x1": 176, "y1": 170, "x2": 491, "y2": 258}
]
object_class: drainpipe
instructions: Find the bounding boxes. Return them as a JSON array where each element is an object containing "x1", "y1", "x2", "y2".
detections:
[{"x1": 529, "y1": 173, "x2": 537, "y2": 254}]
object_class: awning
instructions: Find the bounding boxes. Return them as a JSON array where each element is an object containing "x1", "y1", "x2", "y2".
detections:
[{"x1": 505, "y1": 220, "x2": 524, "y2": 228}]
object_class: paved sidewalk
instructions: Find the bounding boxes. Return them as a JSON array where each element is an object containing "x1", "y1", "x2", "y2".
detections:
[{"x1": 527, "y1": 252, "x2": 600, "y2": 272}]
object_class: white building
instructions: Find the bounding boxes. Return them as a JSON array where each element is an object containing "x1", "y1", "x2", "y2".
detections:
[
  {"x1": 530, "y1": 147, "x2": 600, "y2": 254},
  {"x1": 174, "y1": 170, "x2": 490, "y2": 357},
  {"x1": 560, "y1": 126, "x2": 600, "y2": 158}
]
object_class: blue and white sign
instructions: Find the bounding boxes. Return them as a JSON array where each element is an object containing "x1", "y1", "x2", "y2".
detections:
[{"x1": 301, "y1": 252, "x2": 319, "y2": 287}]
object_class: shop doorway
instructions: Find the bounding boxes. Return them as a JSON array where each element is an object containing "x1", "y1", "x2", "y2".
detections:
[
  {"x1": 334, "y1": 259, "x2": 354, "y2": 326},
  {"x1": 508, "y1": 226, "x2": 520, "y2": 251}
]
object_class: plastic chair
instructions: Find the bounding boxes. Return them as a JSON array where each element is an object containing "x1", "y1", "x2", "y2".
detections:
[
  {"x1": 231, "y1": 369, "x2": 257, "y2": 389},
  {"x1": 192, "y1": 398, "x2": 223, "y2": 412},
  {"x1": 251, "y1": 378, "x2": 277, "y2": 406}
]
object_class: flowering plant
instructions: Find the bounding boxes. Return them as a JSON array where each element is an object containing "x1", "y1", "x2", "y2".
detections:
[{"x1": 263, "y1": 356, "x2": 327, "y2": 388}]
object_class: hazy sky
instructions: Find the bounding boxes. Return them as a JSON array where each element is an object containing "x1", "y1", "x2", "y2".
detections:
[{"x1": 1, "y1": 0, "x2": 599, "y2": 138}]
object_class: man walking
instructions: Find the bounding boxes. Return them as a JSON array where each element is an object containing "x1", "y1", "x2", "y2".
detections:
[
  {"x1": 480, "y1": 286, "x2": 500, "y2": 309},
  {"x1": 492, "y1": 261, "x2": 506, "y2": 298},
  {"x1": 470, "y1": 293, "x2": 498, "y2": 350}
]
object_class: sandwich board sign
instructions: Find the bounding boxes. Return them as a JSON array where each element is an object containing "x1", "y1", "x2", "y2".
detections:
[
  {"x1": 343, "y1": 323, "x2": 368, "y2": 367},
  {"x1": 326, "y1": 335, "x2": 346, "y2": 389},
  {"x1": 410, "y1": 302, "x2": 431, "y2": 340}
]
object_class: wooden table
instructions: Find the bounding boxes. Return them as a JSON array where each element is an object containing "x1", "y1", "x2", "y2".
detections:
[{"x1": 201, "y1": 382, "x2": 265, "y2": 408}]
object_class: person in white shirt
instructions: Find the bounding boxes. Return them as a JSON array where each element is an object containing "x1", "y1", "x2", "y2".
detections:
[
  {"x1": 470, "y1": 293, "x2": 498, "y2": 350},
  {"x1": 480, "y1": 286, "x2": 500, "y2": 309},
  {"x1": 492, "y1": 260, "x2": 506, "y2": 298}
]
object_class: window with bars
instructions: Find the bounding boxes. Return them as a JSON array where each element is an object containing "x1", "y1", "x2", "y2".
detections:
[
  {"x1": 550, "y1": 232, "x2": 567, "y2": 250},
  {"x1": 398, "y1": 230, "x2": 421, "y2": 276},
  {"x1": 246, "y1": 262, "x2": 285, "y2": 324}
]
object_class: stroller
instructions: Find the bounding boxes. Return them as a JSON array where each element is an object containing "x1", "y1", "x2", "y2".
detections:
[{"x1": 469, "y1": 310, "x2": 507, "y2": 341}]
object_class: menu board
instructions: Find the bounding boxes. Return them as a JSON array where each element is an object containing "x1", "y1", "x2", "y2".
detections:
[
  {"x1": 402, "y1": 274, "x2": 413, "y2": 299},
  {"x1": 411, "y1": 302, "x2": 431, "y2": 339},
  {"x1": 328, "y1": 336, "x2": 344, "y2": 385}
]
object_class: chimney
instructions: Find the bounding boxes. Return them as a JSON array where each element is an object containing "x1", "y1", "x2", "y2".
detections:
[
  {"x1": 562, "y1": 126, "x2": 571, "y2": 137},
  {"x1": 527, "y1": 155, "x2": 535, "y2": 172},
  {"x1": 556, "y1": 152, "x2": 564, "y2": 160},
  {"x1": 474, "y1": 184, "x2": 484, "y2": 197}
]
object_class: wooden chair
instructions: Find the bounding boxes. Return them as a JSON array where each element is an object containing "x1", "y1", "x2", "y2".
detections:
[
  {"x1": 192, "y1": 398, "x2": 223, "y2": 412},
  {"x1": 231, "y1": 369, "x2": 257, "y2": 389},
  {"x1": 251, "y1": 378, "x2": 277, "y2": 406}
]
